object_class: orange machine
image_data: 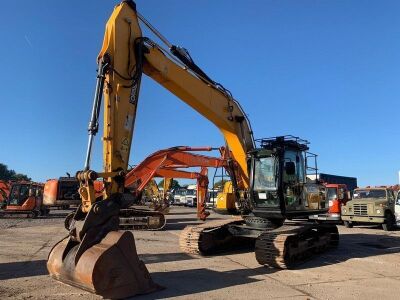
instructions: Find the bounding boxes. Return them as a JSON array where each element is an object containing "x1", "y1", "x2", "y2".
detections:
[
  {"x1": 124, "y1": 146, "x2": 238, "y2": 220},
  {"x1": 43, "y1": 177, "x2": 103, "y2": 209},
  {"x1": 0, "y1": 181, "x2": 48, "y2": 218},
  {"x1": 145, "y1": 167, "x2": 209, "y2": 220},
  {"x1": 309, "y1": 183, "x2": 350, "y2": 223},
  {"x1": 0, "y1": 180, "x2": 10, "y2": 208},
  {"x1": 113, "y1": 146, "x2": 234, "y2": 229}
]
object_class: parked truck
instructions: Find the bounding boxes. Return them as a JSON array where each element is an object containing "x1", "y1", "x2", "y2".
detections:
[
  {"x1": 341, "y1": 186, "x2": 397, "y2": 231},
  {"x1": 307, "y1": 173, "x2": 357, "y2": 191},
  {"x1": 185, "y1": 184, "x2": 197, "y2": 207},
  {"x1": 309, "y1": 183, "x2": 350, "y2": 222},
  {"x1": 173, "y1": 188, "x2": 187, "y2": 206},
  {"x1": 308, "y1": 172, "x2": 356, "y2": 223}
]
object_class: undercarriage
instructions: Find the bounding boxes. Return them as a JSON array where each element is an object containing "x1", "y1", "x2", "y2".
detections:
[
  {"x1": 180, "y1": 217, "x2": 339, "y2": 269},
  {"x1": 64, "y1": 206, "x2": 166, "y2": 231}
]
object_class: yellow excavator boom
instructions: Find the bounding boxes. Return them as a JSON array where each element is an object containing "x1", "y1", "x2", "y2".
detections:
[
  {"x1": 97, "y1": 1, "x2": 254, "y2": 195},
  {"x1": 48, "y1": 1, "x2": 255, "y2": 298}
]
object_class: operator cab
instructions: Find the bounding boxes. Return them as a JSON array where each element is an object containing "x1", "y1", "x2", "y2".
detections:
[
  {"x1": 8, "y1": 183, "x2": 32, "y2": 206},
  {"x1": 250, "y1": 136, "x2": 326, "y2": 220}
]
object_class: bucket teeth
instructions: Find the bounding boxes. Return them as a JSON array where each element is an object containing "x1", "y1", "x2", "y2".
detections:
[{"x1": 47, "y1": 230, "x2": 163, "y2": 299}]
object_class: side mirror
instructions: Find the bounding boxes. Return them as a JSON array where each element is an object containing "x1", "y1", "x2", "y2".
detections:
[
  {"x1": 285, "y1": 161, "x2": 296, "y2": 175},
  {"x1": 29, "y1": 189, "x2": 35, "y2": 197}
]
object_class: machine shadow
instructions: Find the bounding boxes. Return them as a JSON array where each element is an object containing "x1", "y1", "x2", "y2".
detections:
[
  {"x1": 134, "y1": 266, "x2": 271, "y2": 300},
  {"x1": 167, "y1": 211, "x2": 204, "y2": 216},
  {"x1": 0, "y1": 260, "x2": 48, "y2": 280},
  {"x1": 37, "y1": 212, "x2": 70, "y2": 219},
  {"x1": 294, "y1": 232, "x2": 400, "y2": 270},
  {"x1": 140, "y1": 252, "x2": 195, "y2": 264},
  {"x1": 135, "y1": 232, "x2": 400, "y2": 299}
]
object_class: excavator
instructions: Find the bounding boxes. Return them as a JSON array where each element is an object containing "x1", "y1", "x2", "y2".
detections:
[
  {"x1": 0, "y1": 181, "x2": 48, "y2": 218},
  {"x1": 0, "y1": 180, "x2": 10, "y2": 207},
  {"x1": 155, "y1": 167, "x2": 210, "y2": 219},
  {"x1": 47, "y1": 1, "x2": 338, "y2": 298},
  {"x1": 118, "y1": 145, "x2": 232, "y2": 230},
  {"x1": 43, "y1": 177, "x2": 104, "y2": 209},
  {"x1": 62, "y1": 146, "x2": 228, "y2": 231},
  {"x1": 123, "y1": 145, "x2": 237, "y2": 221}
]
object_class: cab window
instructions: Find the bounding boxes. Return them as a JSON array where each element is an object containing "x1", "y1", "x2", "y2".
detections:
[{"x1": 284, "y1": 150, "x2": 305, "y2": 182}]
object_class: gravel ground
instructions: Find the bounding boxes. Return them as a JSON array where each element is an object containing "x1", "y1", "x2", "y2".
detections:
[
  {"x1": 0, "y1": 209, "x2": 73, "y2": 230},
  {"x1": 1, "y1": 206, "x2": 400, "y2": 300}
]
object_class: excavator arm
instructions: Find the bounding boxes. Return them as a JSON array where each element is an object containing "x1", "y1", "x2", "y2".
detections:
[
  {"x1": 94, "y1": 0, "x2": 254, "y2": 202},
  {"x1": 48, "y1": 1, "x2": 254, "y2": 298}
]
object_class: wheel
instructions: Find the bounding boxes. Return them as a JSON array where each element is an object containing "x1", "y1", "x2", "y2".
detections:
[
  {"x1": 382, "y1": 213, "x2": 395, "y2": 231},
  {"x1": 344, "y1": 221, "x2": 353, "y2": 228}
]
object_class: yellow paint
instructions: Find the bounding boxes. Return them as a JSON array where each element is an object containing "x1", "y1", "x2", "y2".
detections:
[
  {"x1": 216, "y1": 181, "x2": 236, "y2": 211},
  {"x1": 84, "y1": 1, "x2": 254, "y2": 208},
  {"x1": 97, "y1": 2, "x2": 142, "y2": 197}
]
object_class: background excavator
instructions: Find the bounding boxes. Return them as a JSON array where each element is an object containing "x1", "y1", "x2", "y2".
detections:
[
  {"x1": 117, "y1": 145, "x2": 235, "y2": 230},
  {"x1": 47, "y1": 1, "x2": 338, "y2": 298},
  {"x1": 61, "y1": 146, "x2": 230, "y2": 231},
  {"x1": 0, "y1": 180, "x2": 10, "y2": 208},
  {"x1": 123, "y1": 145, "x2": 237, "y2": 221},
  {"x1": 43, "y1": 177, "x2": 104, "y2": 209},
  {"x1": 0, "y1": 181, "x2": 48, "y2": 218}
]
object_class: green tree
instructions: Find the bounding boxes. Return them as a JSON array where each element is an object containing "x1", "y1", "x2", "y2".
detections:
[
  {"x1": 157, "y1": 179, "x2": 181, "y2": 190},
  {"x1": 213, "y1": 179, "x2": 228, "y2": 190},
  {"x1": 0, "y1": 163, "x2": 31, "y2": 181}
]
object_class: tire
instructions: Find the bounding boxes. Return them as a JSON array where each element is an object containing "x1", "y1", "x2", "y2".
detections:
[
  {"x1": 382, "y1": 213, "x2": 395, "y2": 231},
  {"x1": 344, "y1": 221, "x2": 353, "y2": 228}
]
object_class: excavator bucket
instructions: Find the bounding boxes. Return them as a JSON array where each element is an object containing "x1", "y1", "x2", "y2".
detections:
[{"x1": 47, "y1": 230, "x2": 162, "y2": 299}]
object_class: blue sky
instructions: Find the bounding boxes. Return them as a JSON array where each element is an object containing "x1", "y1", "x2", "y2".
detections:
[{"x1": 0, "y1": 0, "x2": 399, "y2": 186}]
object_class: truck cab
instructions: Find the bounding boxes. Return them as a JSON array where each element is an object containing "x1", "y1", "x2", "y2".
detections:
[
  {"x1": 341, "y1": 186, "x2": 396, "y2": 231},
  {"x1": 185, "y1": 188, "x2": 197, "y2": 207},
  {"x1": 309, "y1": 184, "x2": 349, "y2": 222},
  {"x1": 173, "y1": 188, "x2": 187, "y2": 206}
]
